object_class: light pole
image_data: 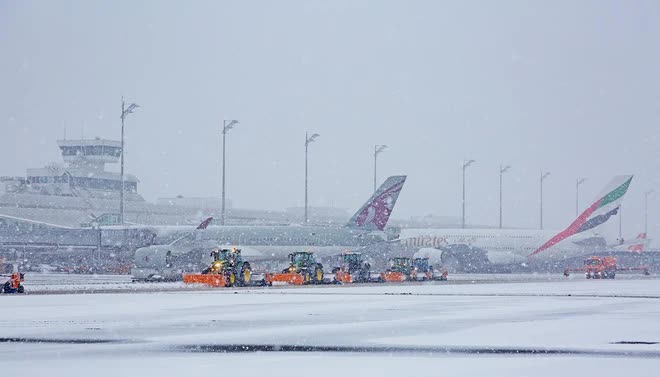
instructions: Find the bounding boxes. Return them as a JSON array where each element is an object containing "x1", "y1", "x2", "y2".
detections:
[
  {"x1": 374, "y1": 145, "x2": 387, "y2": 192},
  {"x1": 540, "y1": 171, "x2": 551, "y2": 229},
  {"x1": 499, "y1": 165, "x2": 511, "y2": 229},
  {"x1": 221, "y1": 119, "x2": 239, "y2": 226},
  {"x1": 645, "y1": 190, "x2": 654, "y2": 235},
  {"x1": 575, "y1": 178, "x2": 586, "y2": 216},
  {"x1": 119, "y1": 97, "x2": 139, "y2": 225},
  {"x1": 305, "y1": 132, "x2": 320, "y2": 224},
  {"x1": 462, "y1": 159, "x2": 476, "y2": 229},
  {"x1": 619, "y1": 205, "x2": 623, "y2": 239}
]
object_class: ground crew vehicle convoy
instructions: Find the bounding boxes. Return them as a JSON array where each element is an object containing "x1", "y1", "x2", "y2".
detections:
[{"x1": 178, "y1": 247, "x2": 453, "y2": 288}]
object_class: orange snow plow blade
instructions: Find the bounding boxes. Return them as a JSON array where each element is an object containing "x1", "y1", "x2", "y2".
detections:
[
  {"x1": 380, "y1": 271, "x2": 408, "y2": 282},
  {"x1": 182, "y1": 274, "x2": 227, "y2": 287},
  {"x1": 265, "y1": 272, "x2": 305, "y2": 285},
  {"x1": 334, "y1": 271, "x2": 352, "y2": 284}
]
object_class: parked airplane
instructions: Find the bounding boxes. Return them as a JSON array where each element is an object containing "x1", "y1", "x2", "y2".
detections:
[
  {"x1": 406, "y1": 175, "x2": 633, "y2": 272},
  {"x1": 611, "y1": 233, "x2": 649, "y2": 253},
  {"x1": 131, "y1": 175, "x2": 407, "y2": 281}
]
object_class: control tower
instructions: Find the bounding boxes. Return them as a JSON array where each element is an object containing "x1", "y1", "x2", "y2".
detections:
[
  {"x1": 58, "y1": 138, "x2": 123, "y2": 171},
  {"x1": 9, "y1": 137, "x2": 143, "y2": 200}
]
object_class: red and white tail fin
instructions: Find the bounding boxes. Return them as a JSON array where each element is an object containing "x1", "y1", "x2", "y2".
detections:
[{"x1": 627, "y1": 233, "x2": 647, "y2": 253}]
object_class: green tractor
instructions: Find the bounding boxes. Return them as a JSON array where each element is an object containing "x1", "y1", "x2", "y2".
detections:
[
  {"x1": 284, "y1": 251, "x2": 324, "y2": 284},
  {"x1": 201, "y1": 248, "x2": 252, "y2": 287},
  {"x1": 331, "y1": 252, "x2": 371, "y2": 283}
]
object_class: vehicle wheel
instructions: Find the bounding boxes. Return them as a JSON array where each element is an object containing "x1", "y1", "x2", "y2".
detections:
[
  {"x1": 303, "y1": 271, "x2": 311, "y2": 284},
  {"x1": 362, "y1": 269, "x2": 370, "y2": 283},
  {"x1": 17, "y1": 285, "x2": 24, "y2": 294},
  {"x1": 586, "y1": 274, "x2": 591, "y2": 279},
  {"x1": 241, "y1": 263, "x2": 252, "y2": 286},
  {"x1": 226, "y1": 270, "x2": 237, "y2": 287},
  {"x1": 314, "y1": 265, "x2": 324, "y2": 284},
  {"x1": 611, "y1": 272, "x2": 616, "y2": 279}
]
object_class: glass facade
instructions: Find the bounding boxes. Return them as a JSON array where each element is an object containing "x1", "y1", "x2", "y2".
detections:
[
  {"x1": 27, "y1": 175, "x2": 137, "y2": 192},
  {"x1": 60, "y1": 145, "x2": 121, "y2": 157}
]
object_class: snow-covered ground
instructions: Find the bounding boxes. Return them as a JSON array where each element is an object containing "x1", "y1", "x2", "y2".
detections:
[{"x1": 2, "y1": 274, "x2": 660, "y2": 376}]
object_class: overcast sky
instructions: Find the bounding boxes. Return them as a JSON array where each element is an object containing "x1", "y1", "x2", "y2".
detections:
[{"x1": 1, "y1": 0, "x2": 659, "y2": 236}]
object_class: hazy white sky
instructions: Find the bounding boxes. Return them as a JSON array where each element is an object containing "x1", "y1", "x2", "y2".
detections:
[{"x1": 1, "y1": 0, "x2": 659, "y2": 236}]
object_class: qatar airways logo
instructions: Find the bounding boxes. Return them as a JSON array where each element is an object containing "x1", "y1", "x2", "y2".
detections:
[{"x1": 355, "y1": 182, "x2": 403, "y2": 230}]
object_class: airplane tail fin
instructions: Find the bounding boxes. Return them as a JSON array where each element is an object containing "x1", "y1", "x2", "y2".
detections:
[
  {"x1": 346, "y1": 176, "x2": 407, "y2": 231},
  {"x1": 531, "y1": 175, "x2": 633, "y2": 256},
  {"x1": 627, "y1": 233, "x2": 647, "y2": 253},
  {"x1": 196, "y1": 217, "x2": 213, "y2": 230}
]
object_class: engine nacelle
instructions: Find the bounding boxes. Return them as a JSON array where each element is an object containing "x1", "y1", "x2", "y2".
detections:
[{"x1": 413, "y1": 245, "x2": 527, "y2": 273}]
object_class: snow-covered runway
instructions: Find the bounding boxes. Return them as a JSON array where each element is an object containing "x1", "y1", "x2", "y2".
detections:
[{"x1": 2, "y1": 275, "x2": 660, "y2": 376}]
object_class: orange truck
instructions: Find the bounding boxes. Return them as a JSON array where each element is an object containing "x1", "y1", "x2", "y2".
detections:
[{"x1": 564, "y1": 256, "x2": 649, "y2": 279}]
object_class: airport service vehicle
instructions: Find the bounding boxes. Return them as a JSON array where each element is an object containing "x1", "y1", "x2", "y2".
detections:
[
  {"x1": 405, "y1": 176, "x2": 633, "y2": 272},
  {"x1": 2, "y1": 272, "x2": 25, "y2": 294},
  {"x1": 564, "y1": 256, "x2": 649, "y2": 279},
  {"x1": 380, "y1": 257, "x2": 414, "y2": 282},
  {"x1": 331, "y1": 252, "x2": 372, "y2": 283},
  {"x1": 412, "y1": 257, "x2": 447, "y2": 281},
  {"x1": 131, "y1": 176, "x2": 406, "y2": 281},
  {"x1": 183, "y1": 248, "x2": 252, "y2": 287},
  {"x1": 266, "y1": 251, "x2": 324, "y2": 285}
]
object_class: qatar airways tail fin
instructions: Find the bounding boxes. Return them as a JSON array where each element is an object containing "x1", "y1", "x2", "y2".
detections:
[
  {"x1": 531, "y1": 175, "x2": 633, "y2": 256},
  {"x1": 346, "y1": 176, "x2": 407, "y2": 231}
]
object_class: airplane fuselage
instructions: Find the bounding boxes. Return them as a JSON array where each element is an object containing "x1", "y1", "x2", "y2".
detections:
[{"x1": 399, "y1": 228, "x2": 602, "y2": 266}]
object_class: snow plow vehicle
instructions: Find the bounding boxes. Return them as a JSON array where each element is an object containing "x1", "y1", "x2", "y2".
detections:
[
  {"x1": 380, "y1": 257, "x2": 414, "y2": 282},
  {"x1": 412, "y1": 257, "x2": 448, "y2": 281},
  {"x1": 564, "y1": 256, "x2": 650, "y2": 279},
  {"x1": 331, "y1": 252, "x2": 372, "y2": 284},
  {"x1": 2, "y1": 272, "x2": 25, "y2": 294},
  {"x1": 183, "y1": 248, "x2": 252, "y2": 287},
  {"x1": 265, "y1": 251, "x2": 324, "y2": 285}
]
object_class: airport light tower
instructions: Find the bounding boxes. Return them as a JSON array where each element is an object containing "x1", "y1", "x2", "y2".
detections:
[
  {"x1": 645, "y1": 190, "x2": 654, "y2": 235},
  {"x1": 305, "y1": 132, "x2": 320, "y2": 224},
  {"x1": 575, "y1": 178, "x2": 586, "y2": 216},
  {"x1": 221, "y1": 119, "x2": 239, "y2": 226},
  {"x1": 462, "y1": 159, "x2": 476, "y2": 229},
  {"x1": 540, "y1": 171, "x2": 551, "y2": 229},
  {"x1": 119, "y1": 97, "x2": 139, "y2": 225},
  {"x1": 374, "y1": 144, "x2": 388, "y2": 192},
  {"x1": 499, "y1": 165, "x2": 511, "y2": 229}
]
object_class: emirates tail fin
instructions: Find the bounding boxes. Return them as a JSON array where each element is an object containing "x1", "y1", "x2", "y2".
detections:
[{"x1": 531, "y1": 175, "x2": 633, "y2": 256}]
